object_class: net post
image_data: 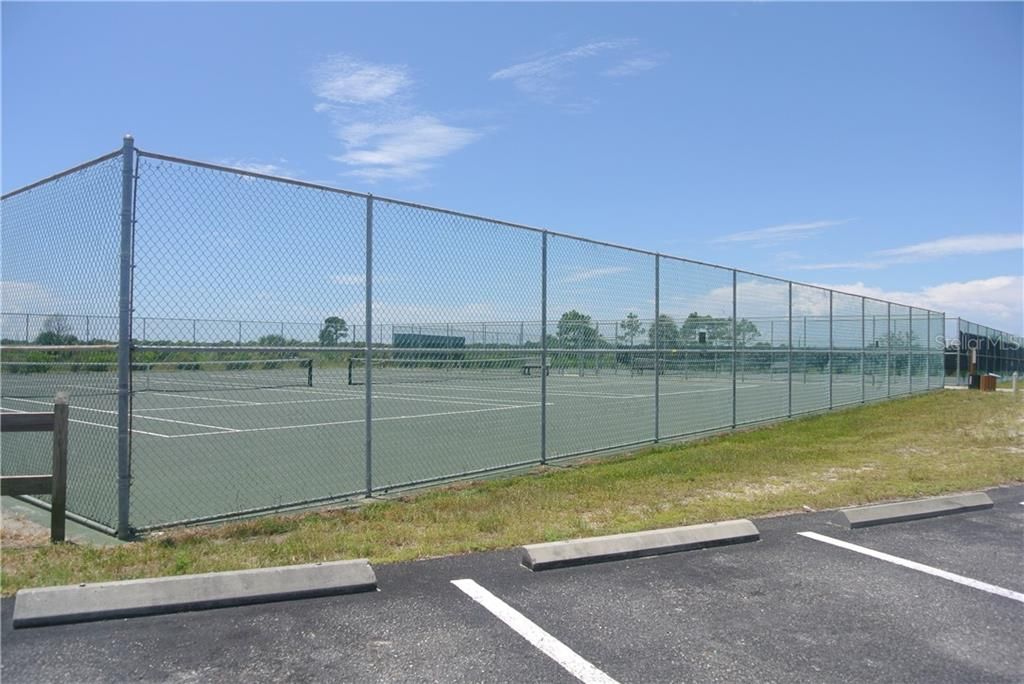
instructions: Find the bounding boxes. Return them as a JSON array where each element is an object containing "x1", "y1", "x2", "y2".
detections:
[
  {"x1": 307, "y1": 359, "x2": 314, "y2": 387},
  {"x1": 540, "y1": 231, "x2": 548, "y2": 466},
  {"x1": 787, "y1": 282, "x2": 793, "y2": 418},
  {"x1": 364, "y1": 195, "x2": 374, "y2": 497},
  {"x1": 731, "y1": 270, "x2": 737, "y2": 429},
  {"x1": 117, "y1": 134, "x2": 135, "y2": 540},
  {"x1": 654, "y1": 254, "x2": 660, "y2": 442}
]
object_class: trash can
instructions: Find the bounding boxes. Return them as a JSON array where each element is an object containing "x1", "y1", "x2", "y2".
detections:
[
  {"x1": 968, "y1": 374, "x2": 981, "y2": 389},
  {"x1": 980, "y1": 374, "x2": 998, "y2": 392}
]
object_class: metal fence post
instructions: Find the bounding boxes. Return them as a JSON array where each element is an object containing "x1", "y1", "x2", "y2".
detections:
[
  {"x1": 860, "y1": 298, "x2": 866, "y2": 403},
  {"x1": 540, "y1": 231, "x2": 548, "y2": 465},
  {"x1": 364, "y1": 195, "x2": 374, "y2": 497},
  {"x1": 887, "y1": 303, "x2": 892, "y2": 397},
  {"x1": 654, "y1": 254, "x2": 660, "y2": 442},
  {"x1": 116, "y1": 134, "x2": 135, "y2": 540},
  {"x1": 731, "y1": 270, "x2": 737, "y2": 429},
  {"x1": 828, "y1": 291, "x2": 833, "y2": 409},
  {"x1": 788, "y1": 282, "x2": 793, "y2": 418},
  {"x1": 908, "y1": 308, "x2": 913, "y2": 394},
  {"x1": 955, "y1": 318, "x2": 961, "y2": 386},
  {"x1": 25, "y1": 313, "x2": 30, "y2": 343},
  {"x1": 926, "y1": 311, "x2": 931, "y2": 389}
]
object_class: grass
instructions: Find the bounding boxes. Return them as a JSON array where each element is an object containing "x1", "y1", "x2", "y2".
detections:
[{"x1": 2, "y1": 390, "x2": 1021, "y2": 595}]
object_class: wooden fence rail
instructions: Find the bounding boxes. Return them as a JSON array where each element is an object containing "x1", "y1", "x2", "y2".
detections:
[{"x1": 1, "y1": 393, "x2": 69, "y2": 542}]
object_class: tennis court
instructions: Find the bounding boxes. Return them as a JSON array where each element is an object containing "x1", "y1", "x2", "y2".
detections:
[{"x1": 0, "y1": 355, "x2": 914, "y2": 530}]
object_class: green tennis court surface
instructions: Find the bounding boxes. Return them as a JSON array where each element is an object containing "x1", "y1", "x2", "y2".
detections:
[{"x1": 0, "y1": 359, "x2": 918, "y2": 531}]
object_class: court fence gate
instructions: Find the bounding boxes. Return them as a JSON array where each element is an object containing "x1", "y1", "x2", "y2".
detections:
[{"x1": 2, "y1": 136, "x2": 954, "y2": 538}]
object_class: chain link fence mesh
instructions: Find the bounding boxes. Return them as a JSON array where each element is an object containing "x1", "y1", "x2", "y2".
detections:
[
  {"x1": 2, "y1": 143, "x2": 967, "y2": 535},
  {"x1": 1, "y1": 152, "x2": 123, "y2": 530}
]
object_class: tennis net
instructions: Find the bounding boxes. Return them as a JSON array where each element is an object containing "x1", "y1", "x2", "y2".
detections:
[
  {"x1": 347, "y1": 356, "x2": 541, "y2": 385},
  {"x1": 1, "y1": 358, "x2": 313, "y2": 398}
]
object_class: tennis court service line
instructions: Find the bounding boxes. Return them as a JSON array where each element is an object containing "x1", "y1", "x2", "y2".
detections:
[
  {"x1": 451, "y1": 579, "x2": 619, "y2": 684},
  {"x1": 262, "y1": 384, "x2": 538, "y2": 407},
  {"x1": 145, "y1": 391, "x2": 261, "y2": 405},
  {"x1": 166, "y1": 402, "x2": 536, "y2": 439},
  {"x1": 798, "y1": 532, "x2": 1024, "y2": 603},
  {"x1": 2, "y1": 396, "x2": 239, "y2": 434},
  {"x1": 0, "y1": 402, "x2": 171, "y2": 439}
]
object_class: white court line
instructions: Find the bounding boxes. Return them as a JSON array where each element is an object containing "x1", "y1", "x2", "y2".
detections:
[
  {"x1": 167, "y1": 403, "x2": 534, "y2": 438},
  {"x1": 261, "y1": 384, "x2": 534, "y2": 407},
  {"x1": 0, "y1": 403, "x2": 170, "y2": 438},
  {"x1": 798, "y1": 531, "x2": 1024, "y2": 604},
  {"x1": 145, "y1": 391, "x2": 260, "y2": 405},
  {"x1": 135, "y1": 396, "x2": 365, "y2": 412},
  {"x1": 4, "y1": 396, "x2": 238, "y2": 433},
  {"x1": 451, "y1": 579, "x2": 618, "y2": 684}
]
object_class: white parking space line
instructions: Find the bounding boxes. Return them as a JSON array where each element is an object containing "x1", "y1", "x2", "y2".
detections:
[
  {"x1": 799, "y1": 531, "x2": 1024, "y2": 604},
  {"x1": 451, "y1": 579, "x2": 619, "y2": 684}
]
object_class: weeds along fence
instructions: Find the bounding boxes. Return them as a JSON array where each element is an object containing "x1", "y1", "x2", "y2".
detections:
[
  {"x1": 944, "y1": 318, "x2": 1024, "y2": 385},
  {"x1": 2, "y1": 137, "x2": 949, "y2": 538}
]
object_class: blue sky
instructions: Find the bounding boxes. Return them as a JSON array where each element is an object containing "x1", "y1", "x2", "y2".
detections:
[{"x1": 2, "y1": 1, "x2": 1022, "y2": 335}]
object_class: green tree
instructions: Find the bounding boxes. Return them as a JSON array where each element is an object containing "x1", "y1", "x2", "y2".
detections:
[
  {"x1": 618, "y1": 312, "x2": 645, "y2": 347},
  {"x1": 556, "y1": 310, "x2": 598, "y2": 349},
  {"x1": 257, "y1": 334, "x2": 288, "y2": 347},
  {"x1": 319, "y1": 316, "x2": 348, "y2": 346},
  {"x1": 648, "y1": 314, "x2": 679, "y2": 349},
  {"x1": 34, "y1": 315, "x2": 79, "y2": 346}
]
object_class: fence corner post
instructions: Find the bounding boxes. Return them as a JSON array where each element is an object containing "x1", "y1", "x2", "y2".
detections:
[{"x1": 117, "y1": 134, "x2": 135, "y2": 540}]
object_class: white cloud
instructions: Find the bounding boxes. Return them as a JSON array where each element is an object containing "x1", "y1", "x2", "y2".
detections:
[
  {"x1": 0, "y1": 280, "x2": 52, "y2": 312},
  {"x1": 562, "y1": 266, "x2": 631, "y2": 283},
  {"x1": 311, "y1": 54, "x2": 480, "y2": 182},
  {"x1": 796, "y1": 232, "x2": 1023, "y2": 271},
  {"x1": 491, "y1": 40, "x2": 636, "y2": 103},
  {"x1": 220, "y1": 158, "x2": 294, "y2": 178},
  {"x1": 604, "y1": 57, "x2": 660, "y2": 78},
  {"x1": 712, "y1": 220, "x2": 850, "y2": 246},
  {"x1": 816, "y1": 276, "x2": 1024, "y2": 334},
  {"x1": 331, "y1": 116, "x2": 480, "y2": 181},
  {"x1": 875, "y1": 233, "x2": 1023, "y2": 260},
  {"x1": 312, "y1": 55, "x2": 411, "y2": 105}
]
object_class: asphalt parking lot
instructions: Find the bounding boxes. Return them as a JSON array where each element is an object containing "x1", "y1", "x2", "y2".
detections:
[{"x1": 2, "y1": 484, "x2": 1022, "y2": 683}]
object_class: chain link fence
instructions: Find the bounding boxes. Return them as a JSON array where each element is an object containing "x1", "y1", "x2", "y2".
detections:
[
  {"x1": 2, "y1": 138, "x2": 956, "y2": 537},
  {"x1": 944, "y1": 318, "x2": 1023, "y2": 385}
]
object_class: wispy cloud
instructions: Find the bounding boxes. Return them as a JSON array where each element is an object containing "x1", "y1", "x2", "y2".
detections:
[
  {"x1": 875, "y1": 233, "x2": 1023, "y2": 259},
  {"x1": 492, "y1": 39, "x2": 661, "y2": 108},
  {"x1": 712, "y1": 220, "x2": 851, "y2": 246},
  {"x1": 796, "y1": 232, "x2": 1023, "y2": 271},
  {"x1": 312, "y1": 54, "x2": 480, "y2": 182},
  {"x1": 562, "y1": 266, "x2": 631, "y2": 283},
  {"x1": 604, "y1": 57, "x2": 660, "y2": 78},
  {"x1": 491, "y1": 40, "x2": 633, "y2": 96}
]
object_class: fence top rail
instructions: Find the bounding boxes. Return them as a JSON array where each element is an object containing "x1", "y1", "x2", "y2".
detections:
[
  {"x1": 0, "y1": 344, "x2": 118, "y2": 352},
  {"x1": 4, "y1": 144, "x2": 945, "y2": 322},
  {"x1": 1, "y1": 149, "x2": 122, "y2": 200}
]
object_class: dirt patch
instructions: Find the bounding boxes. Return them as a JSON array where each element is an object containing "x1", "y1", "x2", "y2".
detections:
[{"x1": 0, "y1": 513, "x2": 50, "y2": 548}]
